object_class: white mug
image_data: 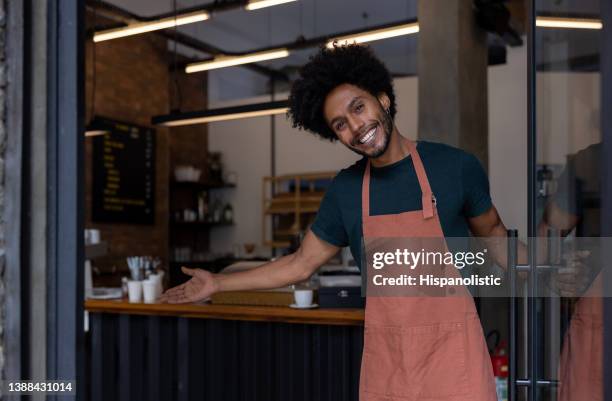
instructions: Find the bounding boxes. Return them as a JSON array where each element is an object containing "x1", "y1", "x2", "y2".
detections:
[
  {"x1": 294, "y1": 289, "x2": 313, "y2": 307},
  {"x1": 127, "y1": 280, "x2": 143, "y2": 303}
]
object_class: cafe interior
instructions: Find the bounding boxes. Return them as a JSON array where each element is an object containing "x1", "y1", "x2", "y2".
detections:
[{"x1": 76, "y1": 0, "x2": 609, "y2": 400}]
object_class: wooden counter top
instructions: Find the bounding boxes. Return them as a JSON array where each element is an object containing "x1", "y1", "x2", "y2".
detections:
[{"x1": 85, "y1": 299, "x2": 365, "y2": 326}]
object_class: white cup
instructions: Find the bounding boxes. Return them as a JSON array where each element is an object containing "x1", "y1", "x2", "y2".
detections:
[
  {"x1": 142, "y1": 280, "x2": 158, "y2": 304},
  {"x1": 148, "y1": 274, "x2": 163, "y2": 298},
  {"x1": 127, "y1": 280, "x2": 143, "y2": 303},
  {"x1": 294, "y1": 289, "x2": 313, "y2": 307},
  {"x1": 89, "y1": 229, "x2": 101, "y2": 244}
]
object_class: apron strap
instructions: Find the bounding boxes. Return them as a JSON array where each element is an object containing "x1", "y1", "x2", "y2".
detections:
[
  {"x1": 407, "y1": 142, "x2": 435, "y2": 219},
  {"x1": 361, "y1": 141, "x2": 436, "y2": 220},
  {"x1": 362, "y1": 162, "x2": 371, "y2": 218}
]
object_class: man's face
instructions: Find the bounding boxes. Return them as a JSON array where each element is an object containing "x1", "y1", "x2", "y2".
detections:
[{"x1": 323, "y1": 83, "x2": 393, "y2": 158}]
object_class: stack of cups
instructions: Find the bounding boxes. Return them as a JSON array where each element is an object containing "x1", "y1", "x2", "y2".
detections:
[
  {"x1": 127, "y1": 271, "x2": 164, "y2": 304},
  {"x1": 127, "y1": 280, "x2": 143, "y2": 303},
  {"x1": 144, "y1": 272, "x2": 164, "y2": 304}
]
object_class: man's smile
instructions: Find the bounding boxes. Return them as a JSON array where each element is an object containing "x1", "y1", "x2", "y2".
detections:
[
  {"x1": 359, "y1": 126, "x2": 377, "y2": 144},
  {"x1": 355, "y1": 124, "x2": 378, "y2": 146}
]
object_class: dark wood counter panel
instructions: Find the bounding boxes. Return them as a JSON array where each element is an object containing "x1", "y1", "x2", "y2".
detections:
[
  {"x1": 85, "y1": 300, "x2": 364, "y2": 401},
  {"x1": 85, "y1": 299, "x2": 365, "y2": 326}
]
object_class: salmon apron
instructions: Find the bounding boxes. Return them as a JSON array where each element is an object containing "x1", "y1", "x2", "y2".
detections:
[
  {"x1": 558, "y1": 273, "x2": 603, "y2": 401},
  {"x1": 359, "y1": 141, "x2": 497, "y2": 401}
]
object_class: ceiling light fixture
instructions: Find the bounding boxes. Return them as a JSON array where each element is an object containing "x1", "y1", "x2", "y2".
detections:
[
  {"x1": 184, "y1": 20, "x2": 419, "y2": 73},
  {"x1": 326, "y1": 22, "x2": 419, "y2": 48},
  {"x1": 152, "y1": 100, "x2": 289, "y2": 127},
  {"x1": 246, "y1": 0, "x2": 298, "y2": 11},
  {"x1": 93, "y1": 10, "x2": 210, "y2": 42},
  {"x1": 535, "y1": 16, "x2": 602, "y2": 30},
  {"x1": 85, "y1": 130, "x2": 109, "y2": 137},
  {"x1": 185, "y1": 49, "x2": 290, "y2": 73}
]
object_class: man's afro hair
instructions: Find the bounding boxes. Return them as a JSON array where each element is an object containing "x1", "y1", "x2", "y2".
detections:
[{"x1": 288, "y1": 44, "x2": 396, "y2": 141}]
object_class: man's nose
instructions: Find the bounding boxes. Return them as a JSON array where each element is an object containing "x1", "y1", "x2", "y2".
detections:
[{"x1": 347, "y1": 115, "x2": 364, "y2": 134}]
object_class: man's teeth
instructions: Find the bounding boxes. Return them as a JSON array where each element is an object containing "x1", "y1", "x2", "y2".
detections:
[{"x1": 359, "y1": 127, "x2": 376, "y2": 144}]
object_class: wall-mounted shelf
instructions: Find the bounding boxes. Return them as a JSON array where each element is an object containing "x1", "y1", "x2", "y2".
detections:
[
  {"x1": 169, "y1": 174, "x2": 236, "y2": 286},
  {"x1": 262, "y1": 172, "x2": 335, "y2": 249},
  {"x1": 171, "y1": 180, "x2": 236, "y2": 190},
  {"x1": 171, "y1": 220, "x2": 234, "y2": 228}
]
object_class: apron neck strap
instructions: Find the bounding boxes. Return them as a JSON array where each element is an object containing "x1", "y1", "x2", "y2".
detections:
[
  {"x1": 362, "y1": 162, "x2": 372, "y2": 218},
  {"x1": 408, "y1": 141, "x2": 435, "y2": 219},
  {"x1": 362, "y1": 141, "x2": 435, "y2": 219}
]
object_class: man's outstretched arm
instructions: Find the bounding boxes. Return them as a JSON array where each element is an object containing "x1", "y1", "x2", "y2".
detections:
[{"x1": 160, "y1": 229, "x2": 340, "y2": 304}]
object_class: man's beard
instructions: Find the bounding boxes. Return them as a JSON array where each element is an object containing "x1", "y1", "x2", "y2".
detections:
[{"x1": 349, "y1": 108, "x2": 393, "y2": 159}]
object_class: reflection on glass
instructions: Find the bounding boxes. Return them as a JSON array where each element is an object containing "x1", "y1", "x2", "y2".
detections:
[{"x1": 535, "y1": 0, "x2": 602, "y2": 400}]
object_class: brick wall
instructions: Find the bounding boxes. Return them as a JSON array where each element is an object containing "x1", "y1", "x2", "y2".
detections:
[
  {"x1": 85, "y1": 16, "x2": 208, "y2": 282},
  {"x1": 168, "y1": 64, "x2": 209, "y2": 177}
]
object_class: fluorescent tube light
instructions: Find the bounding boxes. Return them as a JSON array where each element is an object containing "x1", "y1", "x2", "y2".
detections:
[
  {"x1": 246, "y1": 0, "x2": 298, "y2": 11},
  {"x1": 152, "y1": 100, "x2": 289, "y2": 127},
  {"x1": 93, "y1": 11, "x2": 210, "y2": 42},
  {"x1": 535, "y1": 16, "x2": 602, "y2": 30},
  {"x1": 85, "y1": 130, "x2": 108, "y2": 137},
  {"x1": 159, "y1": 107, "x2": 288, "y2": 126},
  {"x1": 326, "y1": 22, "x2": 419, "y2": 48},
  {"x1": 185, "y1": 49, "x2": 290, "y2": 73}
]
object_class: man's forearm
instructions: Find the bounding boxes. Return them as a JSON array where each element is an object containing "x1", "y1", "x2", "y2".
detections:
[
  {"x1": 477, "y1": 221, "x2": 528, "y2": 270},
  {"x1": 214, "y1": 252, "x2": 311, "y2": 293}
]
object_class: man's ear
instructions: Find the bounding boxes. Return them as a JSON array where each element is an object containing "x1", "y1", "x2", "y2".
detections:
[{"x1": 377, "y1": 92, "x2": 391, "y2": 111}]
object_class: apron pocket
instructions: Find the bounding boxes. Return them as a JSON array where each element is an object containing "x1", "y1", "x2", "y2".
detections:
[{"x1": 362, "y1": 322, "x2": 470, "y2": 399}]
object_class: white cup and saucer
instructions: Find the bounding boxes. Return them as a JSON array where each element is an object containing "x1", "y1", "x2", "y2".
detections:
[{"x1": 289, "y1": 289, "x2": 318, "y2": 309}]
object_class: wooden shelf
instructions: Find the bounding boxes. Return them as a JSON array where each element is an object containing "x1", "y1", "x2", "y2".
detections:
[
  {"x1": 171, "y1": 220, "x2": 233, "y2": 227},
  {"x1": 273, "y1": 228, "x2": 300, "y2": 236},
  {"x1": 264, "y1": 206, "x2": 319, "y2": 214},
  {"x1": 171, "y1": 181, "x2": 236, "y2": 190},
  {"x1": 262, "y1": 172, "x2": 335, "y2": 247},
  {"x1": 264, "y1": 240, "x2": 291, "y2": 248}
]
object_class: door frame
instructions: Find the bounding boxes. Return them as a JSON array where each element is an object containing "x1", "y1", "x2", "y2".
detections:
[
  {"x1": 601, "y1": 0, "x2": 612, "y2": 399},
  {"x1": 46, "y1": 0, "x2": 85, "y2": 398}
]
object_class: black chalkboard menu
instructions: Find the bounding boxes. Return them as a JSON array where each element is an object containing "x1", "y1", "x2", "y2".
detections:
[{"x1": 91, "y1": 118, "x2": 155, "y2": 224}]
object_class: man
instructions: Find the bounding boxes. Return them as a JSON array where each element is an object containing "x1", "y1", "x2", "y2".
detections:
[
  {"x1": 539, "y1": 143, "x2": 604, "y2": 401},
  {"x1": 161, "y1": 44, "x2": 506, "y2": 401}
]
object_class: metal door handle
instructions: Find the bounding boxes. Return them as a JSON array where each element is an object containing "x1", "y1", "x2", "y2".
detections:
[
  {"x1": 508, "y1": 230, "x2": 518, "y2": 401},
  {"x1": 507, "y1": 230, "x2": 560, "y2": 401}
]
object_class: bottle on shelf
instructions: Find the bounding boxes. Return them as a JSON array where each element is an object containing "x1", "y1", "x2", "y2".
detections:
[
  {"x1": 198, "y1": 191, "x2": 209, "y2": 222},
  {"x1": 223, "y1": 203, "x2": 234, "y2": 223},
  {"x1": 211, "y1": 196, "x2": 223, "y2": 223}
]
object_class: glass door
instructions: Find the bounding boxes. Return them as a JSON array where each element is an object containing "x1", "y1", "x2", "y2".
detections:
[{"x1": 509, "y1": 1, "x2": 606, "y2": 400}]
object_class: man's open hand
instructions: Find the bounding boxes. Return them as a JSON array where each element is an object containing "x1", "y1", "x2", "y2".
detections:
[
  {"x1": 549, "y1": 250, "x2": 592, "y2": 298},
  {"x1": 159, "y1": 267, "x2": 219, "y2": 304}
]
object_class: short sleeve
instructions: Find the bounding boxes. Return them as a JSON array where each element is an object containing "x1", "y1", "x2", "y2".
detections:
[
  {"x1": 551, "y1": 157, "x2": 579, "y2": 216},
  {"x1": 462, "y1": 153, "x2": 492, "y2": 218},
  {"x1": 310, "y1": 181, "x2": 349, "y2": 247}
]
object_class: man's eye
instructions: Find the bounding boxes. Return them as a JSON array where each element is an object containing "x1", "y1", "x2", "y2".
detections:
[
  {"x1": 355, "y1": 104, "x2": 364, "y2": 112},
  {"x1": 335, "y1": 121, "x2": 345, "y2": 131}
]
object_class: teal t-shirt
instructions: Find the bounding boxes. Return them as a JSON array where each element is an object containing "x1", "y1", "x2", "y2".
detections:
[{"x1": 311, "y1": 141, "x2": 493, "y2": 269}]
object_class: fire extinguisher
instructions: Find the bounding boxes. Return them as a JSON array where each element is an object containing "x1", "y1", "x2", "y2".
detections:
[{"x1": 487, "y1": 330, "x2": 508, "y2": 401}]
